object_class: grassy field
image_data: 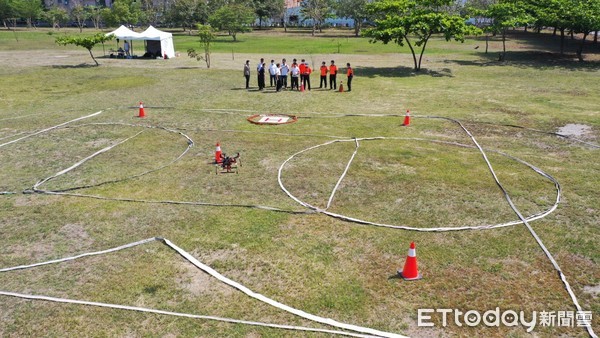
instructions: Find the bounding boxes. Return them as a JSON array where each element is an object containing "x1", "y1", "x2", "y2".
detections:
[{"x1": 0, "y1": 28, "x2": 598, "y2": 337}]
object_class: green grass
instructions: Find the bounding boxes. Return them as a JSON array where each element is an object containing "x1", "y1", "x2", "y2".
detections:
[{"x1": 0, "y1": 28, "x2": 598, "y2": 337}]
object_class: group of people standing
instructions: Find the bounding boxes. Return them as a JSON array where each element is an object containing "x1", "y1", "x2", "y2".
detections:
[{"x1": 244, "y1": 58, "x2": 354, "y2": 92}]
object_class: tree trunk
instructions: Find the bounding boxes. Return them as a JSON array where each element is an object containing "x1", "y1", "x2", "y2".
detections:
[
  {"x1": 553, "y1": 27, "x2": 557, "y2": 36},
  {"x1": 404, "y1": 35, "x2": 419, "y2": 71},
  {"x1": 485, "y1": 34, "x2": 489, "y2": 54},
  {"x1": 560, "y1": 28, "x2": 565, "y2": 54},
  {"x1": 417, "y1": 34, "x2": 431, "y2": 71},
  {"x1": 594, "y1": 31, "x2": 598, "y2": 44},
  {"x1": 88, "y1": 49, "x2": 99, "y2": 66},
  {"x1": 500, "y1": 29, "x2": 506, "y2": 61},
  {"x1": 354, "y1": 19, "x2": 360, "y2": 37},
  {"x1": 570, "y1": 30, "x2": 574, "y2": 39},
  {"x1": 577, "y1": 33, "x2": 588, "y2": 62},
  {"x1": 311, "y1": 23, "x2": 315, "y2": 36},
  {"x1": 259, "y1": 18, "x2": 262, "y2": 29},
  {"x1": 232, "y1": 32, "x2": 237, "y2": 41}
]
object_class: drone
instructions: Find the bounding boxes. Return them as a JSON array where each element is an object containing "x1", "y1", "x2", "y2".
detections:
[{"x1": 216, "y1": 152, "x2": 241, "y2": 174}]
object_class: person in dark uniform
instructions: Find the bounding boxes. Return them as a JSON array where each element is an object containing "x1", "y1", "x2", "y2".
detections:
[{"x1": 243, "y1": 60, "x2": 251, "y2": 89}]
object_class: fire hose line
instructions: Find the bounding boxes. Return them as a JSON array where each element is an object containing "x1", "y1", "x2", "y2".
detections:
[
  {"x1": 278, "y1": 115, "x2": 595, "y2": 338},
  {"x1": 1, "y1": 110, "x2": 596, "y2": 336},
  {"x1": 30, "y1": 122, "x2": 309, "y2": 214},
  {"x1": 449, "y1": 117, "x2": 597, "y2": 338},
  {"x1": 300, "y1": 113, "x2": 599, "y2": 149},
  {"x1": 0, "y1": 119, "x2": 309, "y2": 214},
  {"x1": 278, "y1": 137, "x2": 560, "y2": 231},
  {"x1": 32, "y1": 123, "x2": 194, "y2": 193},
  {"x1": 0, "y1": 237, "x2": 404, "y2": 338},
  {"x1": 33, "y1": 130, "x2": 145, "y2": 191},
  {"x1": 0, "y1": 110, "x2": 103, "y2": 149},
  {"x1": 0, "y1": 132, "x2": 27, "y2": 142},
  {"x1": 326, "y1": 138, "x2": 360, "y2": 210}
]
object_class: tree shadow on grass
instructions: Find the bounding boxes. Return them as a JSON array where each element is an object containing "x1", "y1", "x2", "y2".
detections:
[
  {"x1": 358, "y1": 66, "x2": 454, "y2": 78},
  {"x1": 445, "y1": 51, "x2": 600, "y2": 72}
]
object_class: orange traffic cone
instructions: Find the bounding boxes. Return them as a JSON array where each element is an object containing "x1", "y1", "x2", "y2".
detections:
[
  {"x1": 215, "y1": 142, "x2": 222, "y2": 163},
  {"x1": 138, "y1": 101, "x2": 146, "y2": 118},
  {"x1": 398, "y1": 242, "x2": 422, "y2": 281},
  {"x1": 300, "y1": 83, "x2": 305, "y2": 92},
  {"x1": 403, "y1": 110, "x2": 410, "y2": 126},
  {"x1": 339, "y1": 81, "x2": 344, "y2": 93}
]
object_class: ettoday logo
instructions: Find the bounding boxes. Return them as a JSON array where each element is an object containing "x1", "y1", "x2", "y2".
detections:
[{"x1": 417, "y1": 308, "x2": 593, "y2": 333}]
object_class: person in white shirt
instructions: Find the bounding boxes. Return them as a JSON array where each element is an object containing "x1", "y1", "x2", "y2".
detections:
[
  {"x1": 269, "y1": 60, "x2": 277, "y2": 87},
  {"x1": 275, "y1": 63, "x2": 283, "y2": 92},
  {"x1": 290, "y1": 62, "x2": 300, "y2": 90},
  {"x1": 280, "y1": 58, "x2": 289, "y2": 89}
]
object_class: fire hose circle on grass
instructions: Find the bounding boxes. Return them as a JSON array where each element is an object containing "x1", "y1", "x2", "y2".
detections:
[{"x1": 277, "y1": 137, "x2": 560, "y2": 232}]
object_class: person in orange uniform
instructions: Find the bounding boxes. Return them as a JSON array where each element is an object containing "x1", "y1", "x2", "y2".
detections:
[
  {"x1": 319, "y1": 61, "x2": 328, "y2": 88},
  {"x1": 299, "y1": 59, "x2": 306, "y2": 90},
  {"x1": 329, "y1": 60, "x2": 338, "y2": 90},
  {"x1": 346, "y1": 63, "x2": 354, "y2": 92},
  {"x1": 302, "y1": 60, "x2": 312, "y2": 91}
]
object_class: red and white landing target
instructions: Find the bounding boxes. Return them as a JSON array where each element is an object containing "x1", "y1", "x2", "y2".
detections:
[{"x1": 247, "y1": 114, "x2": 298, "y2": 125}]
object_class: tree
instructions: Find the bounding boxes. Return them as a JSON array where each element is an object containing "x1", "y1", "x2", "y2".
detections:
[
  {"x1": 14, "y1": 0, "x2": 43, "y2": 28},
  {"x1": 70, "y1": 1, "x2": 89, "y2": 32},
  {"x1": 526, "y1": 0, "x2": 570, "y2": 54},
  {"x1": 187, "y1": 23, "x2": 214, "y2": 68},
  {"x1": 252, "y1": 0, "x2": 284, "y2": 28},
  {"x1": 300, "y1": 0, "x2": 331, "y2": 35},
  {"x1": 0, "y1": 0, "x2": 16, "y2": 29},
  {"x1": 363, "y1": 0, "x2": 480, "y2": 71},
  {"x1": 55, "y1": 33, "x2": 114, "y2": 66},
  {"x1": 334, "y1": 0, "x2": 370, "y2": 37},
  {"x1": 208, "y1": 4, "x2": 254, "y2": 41},
  {"x1": 165, "y1": 0, "x2": 208, "y2": 34},
  {"x1": 569, "y1": 0, "x2": 600, "y2": 61},
  {"x1": 478, "y1": 1, "x2": 533, "y2": 61},
  {"x1": 101, "y1": 0, "x2": 140, "y2": 27},
  {"x1": 42, "y1": 6, "x2": 69, "y2": 29},
  {"x1": 85, "y1": 5, "x2": 104, "y2": 30}
]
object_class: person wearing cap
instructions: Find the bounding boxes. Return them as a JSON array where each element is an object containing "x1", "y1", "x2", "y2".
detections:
[
  {"x1": 329, "y1": 60, "x2": 338, "y2": 90},
  {"x1": 319, "y1": 61, "x2": 328, "y2": 89},
  {"x1": 280, "y1": 58, "x2": 289, "y2": 89},
  {"x1": 243, "y1": 60, "x2": 251, "y2": 89},
  {"x1": 346, "y1": 63, "x2": 354, "y2": 92}
]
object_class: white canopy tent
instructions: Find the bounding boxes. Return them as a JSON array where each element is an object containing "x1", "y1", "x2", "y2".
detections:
[
  {"x1": 106, "y1": 25, "x2": 143, "y2": 40},
  {"x1": 139, "y1": 26, "x2": 176, "y2": 59},
  {"x1": 105, "y1": 25, "x2": 175, "y2": 59}
]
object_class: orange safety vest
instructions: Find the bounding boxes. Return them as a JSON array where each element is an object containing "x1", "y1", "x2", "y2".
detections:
[
  {"x1": 347, "y1": 67, "x2": 353, "y2": 76},
  {"x1": 320, "y1": 65, "x2": 328, "y2": 76},
  {"x1": 329, "y1": 65, "x2": 337, "y2": 75},
  {"x1": 299, "y1": 63, "x2": 306, "y2": 74}
]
